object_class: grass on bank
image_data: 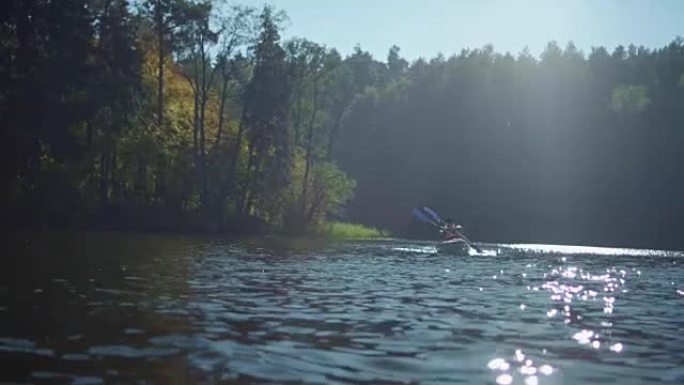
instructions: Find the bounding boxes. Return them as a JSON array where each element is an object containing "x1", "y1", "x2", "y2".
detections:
[{"x1": 321, "y1": 221, "x2": 389, "y2": 239}]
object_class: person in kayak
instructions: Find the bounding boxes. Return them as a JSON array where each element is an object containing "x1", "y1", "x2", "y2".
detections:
[{"x1": 441, "y1": 218, "x2": 466, "y2": 241}]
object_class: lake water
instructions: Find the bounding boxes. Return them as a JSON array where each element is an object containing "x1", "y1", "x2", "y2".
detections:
[{"x1": 1, "y1": 232, "x2": 683, "y2": 384}]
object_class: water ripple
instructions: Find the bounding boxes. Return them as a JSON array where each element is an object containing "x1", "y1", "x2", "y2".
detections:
[{"x1": 1, "y1": 236, "x2": 683, "y2": 384}]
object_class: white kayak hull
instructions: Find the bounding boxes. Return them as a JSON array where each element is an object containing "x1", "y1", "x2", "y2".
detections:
[{"x1": 437, "y1": 238, "x2": 471, "y2": 254}]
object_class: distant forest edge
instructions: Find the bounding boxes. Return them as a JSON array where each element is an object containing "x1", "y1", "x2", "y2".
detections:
[{"x1": 1, "y1": 1, "x2": 683, "y2": 248}]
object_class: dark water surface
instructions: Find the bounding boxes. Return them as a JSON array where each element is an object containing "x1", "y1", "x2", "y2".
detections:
[{"x1": 1, "y1": 232, "x2": 683, "y2": 384}]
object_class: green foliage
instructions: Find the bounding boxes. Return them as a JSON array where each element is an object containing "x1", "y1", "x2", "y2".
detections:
[
  {"x1": 314, "y1": 162, "x2": 356, "y2": 216},
  {"x1": 239, "y1": 6, "x2": 292, "y2": 221},
  {"x1": 334, "y1": 39, "x2": 684, "y2": 248},
  {"x1": 610, "y1": 85, "x2": 650, "y2": 115},
  {"x1": 0, "y1": 1, "x2": 363, "y2": 234},
  {"x1": 3, "y1": 1, "x2": 683, "y2": 248},
  {"x1": 320, "y1": 221, "x2": 388, "y2": 239},
  {"x1": 283, "y1": 151, "x2": 355, "y2": 232}
]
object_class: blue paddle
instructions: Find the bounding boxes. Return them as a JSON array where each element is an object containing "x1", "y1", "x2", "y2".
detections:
[
  {"x1": 422, "y1": 206, "x2": 444, "y2": 224},
  {"x1": 412, "y1": 208, "x2": 439, "y2": 227},
  {"x1": 413, "y1": 207, "x2": 482, "y2": 253}
]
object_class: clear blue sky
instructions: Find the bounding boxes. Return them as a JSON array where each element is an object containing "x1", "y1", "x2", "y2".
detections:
[{"x1": 239, "y1": 0, "x2": 683, "y2": 61}]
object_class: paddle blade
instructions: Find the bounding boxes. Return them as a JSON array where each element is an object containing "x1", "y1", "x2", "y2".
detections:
[
  {"x1": 422, "y1": 206, "x2": 443, "y2": 223},
  {"x1": 412, "y1": 207, "x2": 431, "y2": 223}
]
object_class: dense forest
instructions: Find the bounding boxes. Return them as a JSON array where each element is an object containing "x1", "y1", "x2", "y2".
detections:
[
  {"x1": 1, "y1": 0, "x2": 359, "y2": 234},
  {"x1": 1, "y1": 1, "x2": 683, "y2": 248},
  {"x1": 335, "y1": 42, "x2": 684, "y2": 248}
]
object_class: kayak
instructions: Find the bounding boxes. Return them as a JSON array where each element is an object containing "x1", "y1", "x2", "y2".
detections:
[{"x1": 437, "y1": 238, "x2": 471, "y2": 254}]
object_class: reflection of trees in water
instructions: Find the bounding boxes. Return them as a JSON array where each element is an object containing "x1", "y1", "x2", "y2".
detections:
[{"x1": 1, "y1": 232, "x2": 199, "y2": 384}]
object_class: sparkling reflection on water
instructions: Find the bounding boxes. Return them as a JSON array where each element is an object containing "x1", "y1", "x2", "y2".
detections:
[{"x1": 1, "y1": 233, "x2": 683, "y2": 384}]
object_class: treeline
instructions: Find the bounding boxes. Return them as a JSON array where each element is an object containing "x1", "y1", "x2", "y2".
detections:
[
  {"x1": 3, "y1": 1, "x2": 684, "y2": 247},
  {"x1": 0, "y1": 0, "x2": 381, "y2": 234},
  {"x1": 334, "y1": 41, "x2": 684, "y2": 249}
]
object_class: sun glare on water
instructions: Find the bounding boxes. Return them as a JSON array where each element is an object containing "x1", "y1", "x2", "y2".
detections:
[{"x1": 507, "y1": 243, "x2": 682, "y2": 257}]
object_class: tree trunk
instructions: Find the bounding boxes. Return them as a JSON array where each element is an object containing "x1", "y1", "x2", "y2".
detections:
[
  {"x1": 301, "y1": 76, "x2": 319, "y2": 219},
  {"x1": 99, "y1": 152, "x2": 109, "y2": 204},
  {"x1": 154, "y1": 156, "x2": 165, "y2": 205},
  {"x1": 293, "y1": 80, "x2": 303, "y2": 146},
  {"x1": 215, "y1": 71, "x2": 230, "y2": 149},
  {"x1": 227, "y1": 106, "x2": 247, "y2": 189},
  {"x1": 138, "y1": 154, "x2": 148, "y2": 205},
  {"x1": 156, "y1": 0, "x2": 164, "y2": 128},
  {"x1": 239, "y1": 144, "x2": 256, "y2": 215},
  {"x1": 111, "y1": 147, "x2": 119, "y2": 204},
  {"x1": 196, "y1": 42, "x2": 212, "y2": 210},
  {"x1": 326, "y1": 98, "x2": 356, "y2": 158},
  {"x1": 192, "y1": 89, "x2": 199, "y2": 160},
  {"x1": 199, "y1": 94, "x2": 208, "y2": 207},
  {"x1": 326, "y1": 111, "x2": 343, "y2": 158}
]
